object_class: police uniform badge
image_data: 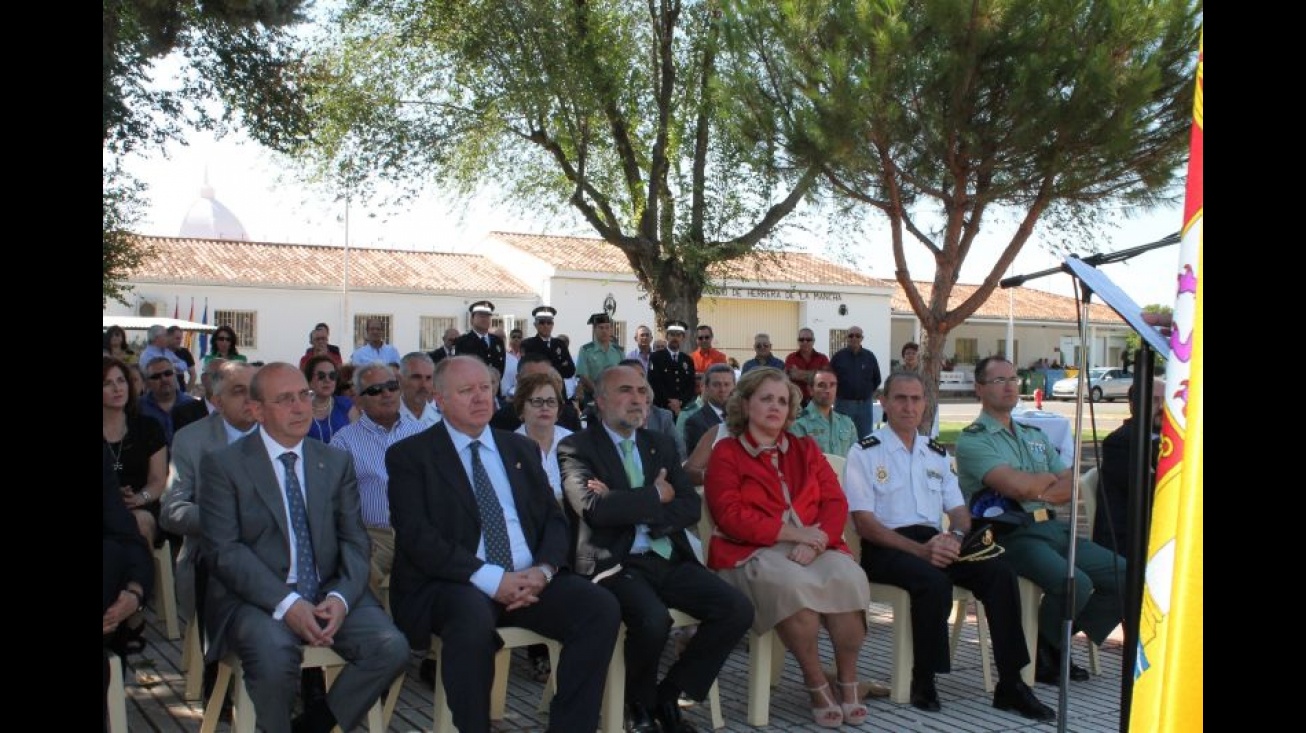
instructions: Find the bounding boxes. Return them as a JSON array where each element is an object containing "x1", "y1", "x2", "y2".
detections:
[{"x1": 875, "y1": 465, "x2": 888, "y2": 483}]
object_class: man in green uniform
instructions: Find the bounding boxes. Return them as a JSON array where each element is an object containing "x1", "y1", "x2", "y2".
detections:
[
  {"x1": 790, "y1": 367, "x2": 857, "y2": 457},
  {"x1": 575, "y1": 313, "x2": 624, "y2": 410},
  {"x1": 955, "y1": 356, "x2": 1125, "y2": 687}
]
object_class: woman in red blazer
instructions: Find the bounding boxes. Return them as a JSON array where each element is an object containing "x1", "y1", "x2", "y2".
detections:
[{"x1": 704, "y1": 367, "x2": 871, "y2": 728}]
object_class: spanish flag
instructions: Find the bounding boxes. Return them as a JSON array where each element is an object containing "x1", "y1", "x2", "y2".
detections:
[{"x1": 1129, "y1": 31, "x2": 1202, "y2": 733}]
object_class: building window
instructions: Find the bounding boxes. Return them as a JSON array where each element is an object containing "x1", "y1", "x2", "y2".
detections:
[
  {"x1": 828, "y1": 328, "x2": 850, "y2": 355},
  {"x1": 419, "y1": 316, "x2": 457, "y2": 352},
  {"x1": 353, "y1": 314, "x2": 393, "y2": 348},
  {"x1": 998, "y1": 339, "x2": 1019, "y2": 365},
  {"x1": 214, "y1": 310, "x2": 257, "y2": 349},
  {"x1": 953, "y1": 337, "x2": 978, "y2": 365}
]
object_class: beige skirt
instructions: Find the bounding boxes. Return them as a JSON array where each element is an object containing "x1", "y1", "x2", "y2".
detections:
[{"x1": 717, "y1": 542, "x2": 871, "y2": 634}]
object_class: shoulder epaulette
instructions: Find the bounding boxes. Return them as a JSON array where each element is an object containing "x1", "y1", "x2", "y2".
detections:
[
  {"x1": 962, "y1": 422, "x2": 985, "y2": 434},
  {"x1": 857, "y1": 435, "x2": 881, "y2": 449},
  {"x1": 1017, "y1": 421, "x2": 1046, "y2": 434},
  {"x1": 927, "y1": 439, "x2": 946, "y2": 456}
]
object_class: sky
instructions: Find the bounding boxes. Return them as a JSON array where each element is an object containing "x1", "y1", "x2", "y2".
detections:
[{"x1": 115, "y1": 127, "x2": 1189, "y2": 313}]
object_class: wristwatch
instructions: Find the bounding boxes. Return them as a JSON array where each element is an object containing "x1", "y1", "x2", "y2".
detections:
[
  {"x1": 537, "y1": 565, "x2": 555, "y2": 584},
  {"x1": 139, "y1": 490, "x2": 152, "y2": 504},
  {"x1": 949, "y1": 529, "x2": 966, "y2": 540},
  {"x1": 124, "y1": 588, "x2": 145, "y2": 611}
]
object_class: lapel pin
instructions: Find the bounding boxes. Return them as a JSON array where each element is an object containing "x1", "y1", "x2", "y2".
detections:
[{"x1": 515, "y1": 461, "x2": 522, "y2": 469}]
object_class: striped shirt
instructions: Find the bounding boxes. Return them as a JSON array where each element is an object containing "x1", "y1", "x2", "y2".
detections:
[{"x1": 329, "y1": 412, "x2": 426, "y2": 528}]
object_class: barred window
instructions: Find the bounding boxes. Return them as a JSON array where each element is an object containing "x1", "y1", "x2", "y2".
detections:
[
  {"x1": 214, "y1": 310, "x2": 257, "y2": 349},
  {"x1": 353, "y1": 314, "x2": 393, "y2": 348},
  {"x1": 419, "y1": 316, "x2": 457, "y2": 352}
]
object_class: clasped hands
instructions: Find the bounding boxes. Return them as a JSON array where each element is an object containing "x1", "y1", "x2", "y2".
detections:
[
  {"x1": 493, "y1": 567, "x2": 551, "y2": 611},
  {"x1": 285, "y1": 596, "x2": 347, "y2": 647},
  {"x1": 786, "y1": 526, "x2": 829, "y2": 566},
  {"x1": 922, "y1": 532, "x2": 961, "y2": 569}
]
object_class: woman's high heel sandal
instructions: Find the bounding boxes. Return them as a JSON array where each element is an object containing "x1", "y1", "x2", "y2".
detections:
[
  {"x1": 837, "y1": 681, "x2": 870, "y2": 725},
  {"x1": 806, "y1": 683, "x2": 844, "y2": 728}
]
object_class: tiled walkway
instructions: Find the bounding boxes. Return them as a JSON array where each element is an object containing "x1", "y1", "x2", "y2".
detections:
[{"x1": 119, "y1": 599, "x2": 1126, "y2": 732}]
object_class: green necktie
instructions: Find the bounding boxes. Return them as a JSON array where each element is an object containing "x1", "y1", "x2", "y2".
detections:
[{"x1": 620, "y1": 438, "x2": 672, "y2": 559}]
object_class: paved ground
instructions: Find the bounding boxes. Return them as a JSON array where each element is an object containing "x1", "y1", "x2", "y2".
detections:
[{"x1": 119, "y1": 599, "x2": 1127, "y2": 732}]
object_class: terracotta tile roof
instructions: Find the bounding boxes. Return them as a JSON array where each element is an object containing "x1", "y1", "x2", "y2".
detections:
[
  {"x1": 892, "y1": 281, "x2": 1124, "y2": 324},
  {"x1": 127, "y1": 235, "x2": 533, "y2": 295},
  {"x1": 486, "y1": 231, "x2": 893, "y2": 288}
]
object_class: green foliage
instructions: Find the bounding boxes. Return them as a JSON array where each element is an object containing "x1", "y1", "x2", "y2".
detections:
[
  {"x1": 299, "y1": 0, "x2": 825, "y2": 327},
  {"x1": 102, "y1": 0, "x2": 315, "y2": 303},
  {"x1": 103, "y1": 165, "x2": 156, "y2": 308},
  {"x1": 725, "y1": 0, "x2": 1201, "y2": 428}
]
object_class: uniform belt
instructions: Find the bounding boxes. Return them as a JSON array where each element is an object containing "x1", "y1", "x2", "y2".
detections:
[{"x1": 1030, "y1": 508, "x2": 1056, "y2": 522}]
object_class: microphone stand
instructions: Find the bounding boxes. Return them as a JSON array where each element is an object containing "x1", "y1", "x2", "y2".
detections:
[{"x1": 1000, "y1": 233, "x2": 1177, "y2": 733}]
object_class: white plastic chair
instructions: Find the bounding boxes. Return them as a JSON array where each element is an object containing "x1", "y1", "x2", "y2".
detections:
[{"x1": 430, "y1": 628, "x2": 560, "y2": 732}]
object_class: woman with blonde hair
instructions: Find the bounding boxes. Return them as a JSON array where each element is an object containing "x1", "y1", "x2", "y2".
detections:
[{"x1": 704, "y1": 367, "x2": 870, "y2": 728}]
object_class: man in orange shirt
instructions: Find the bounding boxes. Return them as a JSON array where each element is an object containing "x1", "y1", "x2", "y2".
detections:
[{"x1": 690, "y1": 325, "x2": 727, "y2": 395}]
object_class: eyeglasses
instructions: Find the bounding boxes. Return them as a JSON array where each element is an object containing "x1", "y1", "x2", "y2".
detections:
[
  {"x1": 847, "y1": 333, "x2": 864, "y2": 339},
  {"x1": 147, "y1": 370, "x2": 175, "y2": 380},
  {"x1": 697, "y1": 335, "x2": 712, "y2": 341},
  {"x1": 525, "y1": 397, "x2": 559, "y2": 409},
  {"x1": 359, "y1": 380, "x2": 400, "y2": 397},
  {"x1": 265, "y1": 389, "x2": 315, "y2": 406},
  {"x1": 979, "y1": 376, "x2": 1021, "y2": 386},
  {"x1": 798, "y1": 337, "x2": 814, "y2": 342},
  {"x1": 214, "y1": 336, "x2": 232, "y2": 342},
  {"x1": 313, "y1": 371, "x2": 338, "y2": 382},
  {"x1": 754, "y1": 343, "x2": 771, "y2": 349}
]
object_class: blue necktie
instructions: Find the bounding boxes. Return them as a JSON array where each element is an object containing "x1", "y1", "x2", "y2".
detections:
[
  {"x1": 620, "y1": 439, "x2": 672, "y2": 559},
  {"x1": 470, "y1": 441, "x2": 513, "y2": 570},
  {"x1": 278, "y1": 452, "x2": 320, "y2": 603}
]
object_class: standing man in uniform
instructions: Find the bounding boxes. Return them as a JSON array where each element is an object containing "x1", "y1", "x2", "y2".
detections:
[
  {"x1": 829, "y1": 326, "x2": 882, "y2": 439},
  {"x1": 575, "y1": 313, "x2": 624, "y2": 411},
  {"x1": 648, "y1": 321, "x2": 696, "y2": 419},
  {"x1": 789, "y1": 367, "x2": 858, "y2": 457},
  {"x1": 845, "y1": 371, "x2": 1054, "y2": 720},
  {"x1": 521, "y1": 306, "x2": 577, "y2": 382},
  {"x1": 784, "y1": 328, "x2": 829, "y2": 407},
  {"x1": 455, "y1": 301, "x2": 507, "y2": 378},
  {"x1": 955, "y1": 356, "x2": 1125, "y2": 686}
]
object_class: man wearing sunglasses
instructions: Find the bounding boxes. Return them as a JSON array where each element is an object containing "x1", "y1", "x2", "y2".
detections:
[
  {"x1": 141, "y1": 324, "x2": 191, "y2": 394},
  {"x1": 829, "y1": 326, "x2": 883, "y2": 440},
  {"x1": 140, "y1": 356, "x2": 199, "y2": 446},
  {"x1": 784, "y1": 328, "x2": 830, "y2": 407},
  {"x1": 521, "y1": 305, "x2": 576, "y2": 381},
  {"x1": 955, "y1": 356, "x2": 1125, "y2": 688},
  {"x1": 329, "y1": 363, "x2": 426, "y2": 597}
]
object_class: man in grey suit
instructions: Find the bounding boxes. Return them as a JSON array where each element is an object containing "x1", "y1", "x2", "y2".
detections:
[
  {"x1": 199, "y1": 363, "x2": 408, "y2": 733},
  {"x1": 162, "y1": 361, "x2": 258, "y2": 637}
]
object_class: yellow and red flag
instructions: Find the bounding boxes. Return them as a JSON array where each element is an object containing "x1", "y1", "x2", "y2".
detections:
[
  {"x1": 1129, "y1": 30, "x2": 1203, "y2": 733},
  {"x1": 184, "y1": 297, "x2": 196, "y2": 352}
]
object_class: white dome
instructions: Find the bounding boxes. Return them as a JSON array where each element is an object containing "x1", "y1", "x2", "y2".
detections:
[{"x1": 178, "y1": 176, "x2": 249, "y2": 241}]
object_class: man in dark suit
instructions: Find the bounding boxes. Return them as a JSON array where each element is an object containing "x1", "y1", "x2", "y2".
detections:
[
  {"x1": 454, "y1": 300, "x2": 507, "y2": 377},
  {"x1": 683, "y1": 363, "x2": 734, "y2": 456},
  {"x1": 648, "y1": 320, "x2": 697, "y2": 419},
  {"x1": 428, "y1": 327, "x2": 460, "y2": 366},
  {"x1": 171, "y1": 357, "x2": 221, "y2": 434},
  {"x1": 199, "y1": 363, "x2": 408, "y2": 733},
  {"x1": 520, "y1": 305, "x2": 577, "y2": 380},
  {"x1": 1096, "y1": 377, "x2": 1165, "y2": 564},
  {"x1": 386, "y1": 356, "x2": 620, "y2": 733},
  {"x1": 558, "y1": 365, "x2": 752, "y2": 733}
]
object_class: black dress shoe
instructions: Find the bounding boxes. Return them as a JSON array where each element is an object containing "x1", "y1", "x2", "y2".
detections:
[
  {"x1": 1035, "y1": 641, "x2": 1090, "y2": 685},
  {"x1": 626, "y1": 703, "x2": 662, "y2": 733},
  {"x1": 909, "y1": 677, "x2": 941, "y2": 712},
  {"x1": 993, "y1": 679, "x2": 1056, "y2": 721},
  {"x1": 654, "y1": 698, "x2": 699, "y2": 733}
]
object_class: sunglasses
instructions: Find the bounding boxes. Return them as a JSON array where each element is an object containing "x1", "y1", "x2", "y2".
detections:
[
  {"x1": 798, "y1": 337, "x2": 814, "y2": 342},
  {"x1": 360, "y1": 380, "x2": 401, "y2": 397},
  {"x1": 147, "y1": 370, "x2": 176, "y2": 380},
  {"x1": 536, "y1": 318, "x2": 554, "y2": 325},
  {"x1": 754, "y1": 343, "x2": 771, "y2": 349},
  {"x1": 313, "y1": 371, "x2": 339, "y2": 381},
  {"x1": 847, "y1": 334, "x2": 864, "y2": 339},
  {"x1": 697, "y1": 335, "x2": 713, "y2": 340}
]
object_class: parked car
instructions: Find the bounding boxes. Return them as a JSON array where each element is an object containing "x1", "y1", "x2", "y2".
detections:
[{"x1": 1050, "y1": 367, "x2": 1132, "y2": 402}]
